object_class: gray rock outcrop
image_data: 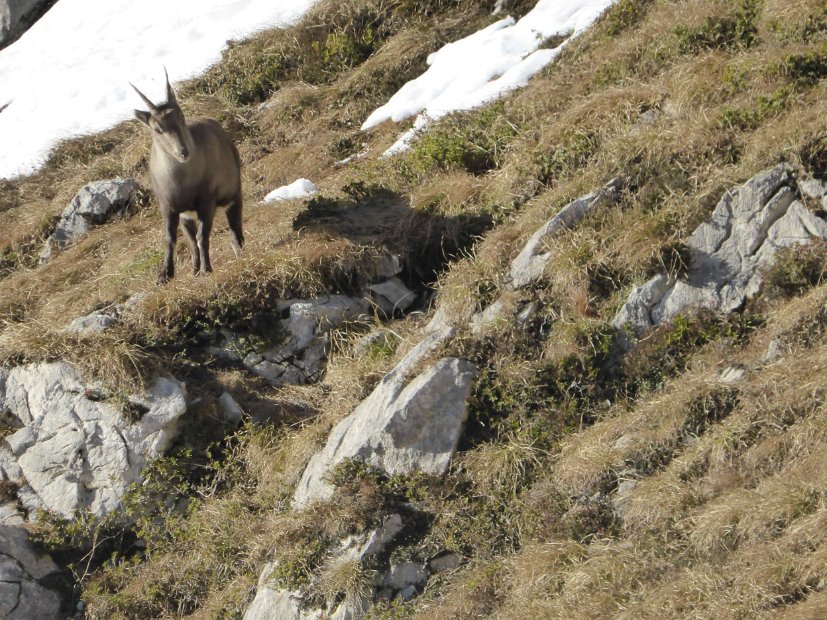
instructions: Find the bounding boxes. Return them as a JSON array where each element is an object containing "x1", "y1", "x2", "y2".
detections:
[
  {"x1": 243, "y1": 295, "x2": 371, "y2": 386},
  {"x1": 613, "y1": 165, "x2": 827, "y2": 337},
  {"x1": 0, "y1": 0, "x2": 52, "y2": 48},
  {"x1": 244, "y1": 514, "x2": 405, "y2": 620},
  {"x1": 510, "y1": 177, "x2": 622, "y2": 288},
  {"x1": 0, "y1": 525, "x2": 62, "y2": 619},
  {"x1": 0, "y1": 361, "x2": 187, "y2": 518},
  {"x1": 39, "y1": 178, "x2": 141, "y2": 263},
  {"x1": 293, "y1": 325, "x2": 474, "y2": 507}
]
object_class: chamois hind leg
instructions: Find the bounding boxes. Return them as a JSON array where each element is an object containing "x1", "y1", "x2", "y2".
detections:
[
  {"x1": 226, "y1": 193, "x2": 244, "y2": 257},
  {"x1": 196, "y1": 205, "x2": 215, "y2": 275},
  {"x1": 180, "y1": 216, "x2": 200, "y2": 275}
]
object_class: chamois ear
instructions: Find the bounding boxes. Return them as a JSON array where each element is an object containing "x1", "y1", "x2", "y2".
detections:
[{"x1": 134, "y1": 109, "x2": 151, "y2": 125}]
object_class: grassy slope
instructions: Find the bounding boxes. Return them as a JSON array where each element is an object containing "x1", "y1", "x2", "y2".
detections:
[{"x1": 1, "y1": 0, "x2": 826, "y2": 617}]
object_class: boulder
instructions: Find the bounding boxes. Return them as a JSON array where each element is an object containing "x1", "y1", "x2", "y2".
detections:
[
  {"x1": 0, "y1": 525, "x2": 62, "y2": 619},
  {"x1": 39, "y1": 179, "x2": 141, "y2": 263},
  {"x1": 0, "y1": 361, "x2": 187, "y2": 518},
  {"x1": 0, "y1": 0, "x2": 52, "y2": 48},
  {"x1": 510, "y1": 178, "x2": 622, "y2": 288},
  {"x1": 293, "y1": 323, "x2": 474, "y2": 507},
  {"x1": 613, "y1": 165, "x2": 827, "y2": 337}
]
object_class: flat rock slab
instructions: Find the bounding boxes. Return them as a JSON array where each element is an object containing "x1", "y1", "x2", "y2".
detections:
[
  {"x1": 0, "y1": 525, "x2": 62, "y2": 619},
  {"x1": 0, "y1": 361, "x2": 187, "y2": 518},
  {"x1": 613, "y1": 165, "x2": 827, "y2": 336},
  {"x1": 293, "y1": 325, "x2": 474, "y2": 507}
]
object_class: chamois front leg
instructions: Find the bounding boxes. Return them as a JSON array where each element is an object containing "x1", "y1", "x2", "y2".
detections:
[
  {"x1": 180, "y1": 216, "x2": 200, "y2": 274},
  {"x1": 196, "y1": 206, "x2": 215, "y2": 276},
  {"x1": 158, "y1": 209, "x2": 180, "y2": 284}
]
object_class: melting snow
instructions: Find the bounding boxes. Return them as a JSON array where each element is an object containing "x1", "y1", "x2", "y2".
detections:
[
  {"x1": 361, "y1": 0, "x2": 617, "y2": 156},
  {"x1": 0, "y1": 0, "x2": 316, "y2": 179},
  {"x1": 263, "y1": 179, "x2": 319, "y2": 202}
]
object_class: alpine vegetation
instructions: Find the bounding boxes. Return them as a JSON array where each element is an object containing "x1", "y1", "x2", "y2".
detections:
[{"x1": 132, "y1": 70, "x2": 243, "y2": 283}]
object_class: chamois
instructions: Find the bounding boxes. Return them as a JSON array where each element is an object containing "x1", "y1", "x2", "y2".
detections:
[{"x1": 131, "y1": 71, "x2": 243, "y2": 283}]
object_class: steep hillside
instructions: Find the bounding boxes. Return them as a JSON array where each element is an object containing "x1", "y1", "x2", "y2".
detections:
[{"x1": 0, "y1": 0, "x2": 826, "y2": 618}]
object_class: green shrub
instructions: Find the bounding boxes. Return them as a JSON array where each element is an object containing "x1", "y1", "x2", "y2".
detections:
[
  {"x1": 674, "y1": 0, "x2": 761, "y2": 53},
  {"x1": 763, "y1": 241, "x2": 827, "y2": 300},
  {"x1": 404, "y1": 103, "x2": 518, "y2": 176},
  {"x1": 603, "y1": 0, "x2": 655, "y2": 37},
  {"x1": 537, "y1": 130, "x2": 599, "y2": 184}
]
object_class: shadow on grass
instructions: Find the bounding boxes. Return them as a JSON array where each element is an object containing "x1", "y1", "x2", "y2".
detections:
[{"x1": 293, "y1": 184, "x2": 493, "y2": 288}]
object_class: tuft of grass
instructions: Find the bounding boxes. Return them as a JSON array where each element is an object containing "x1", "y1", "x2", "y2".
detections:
[{"x1": 673, "y1": 0, "x2": 762, "y2": 54}]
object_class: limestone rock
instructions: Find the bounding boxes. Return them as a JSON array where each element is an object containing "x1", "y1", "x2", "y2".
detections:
[
  {"x1": 246, "y1": 514, "x2": 405, "y2": 620},
  {"x1": 428, "y1": 552, "x2": 460, "y2": 574},
  {"x1": 799, "y1": 178, "x2": 827, "y2": 201},
  {"x1": 293, "y1": 325, "x2": 470, "y2": 507},
  {"x1": 247, "y1": 295, "x2": 370, "y2": 387},
  {"x1": 0, "y1": 361, "x2": 187, "y2": 518},
  {"x1": 613, "y1": 165, "x2": 827, "y2": 337},
  {"x1": 217, "y1": 392, "x2": 244, "y2": 425},
  {"x1": 470, "y1": 299, "x2": 507, "y2": 334},
  {"x1": 340, "y1": 513, "x2": 404, "y2": 562},
  {"x1": 0, "y1": 525, "x2": 62, "y2": 619},
  {"x1": 66, "y1": 311, "x2": 119, "y2": 334},
  {"x1": 0, "y1": 0, "x2": 52, "y2": 47},
  {"x1": 365, "y1": 278, "x2": 416, "y2": 316},
  {"x1": 510, "y1": 178, "x2": 622, "y2": 288},
  {"x1": 384, "y1": 562, "x2": 427, "y2": 590},
  {"x1": 243, "y1": 564, "x2": 319, "y2": 620},
  {"x1": 39, "y1": 178, "x2": 141, "y2": 263}
]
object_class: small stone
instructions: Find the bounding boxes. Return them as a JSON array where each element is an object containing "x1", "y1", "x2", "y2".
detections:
[
  {"x1": 385, "y1": 562, "x2": 427, "y2": 590},
  {"x1": 516, "y1": 302, "x2": 538, "y2": 324},
  {"x1": 428, "y1": 552, "x2": 460, "y2": 574},
  {"x1": 65, "y1": 311, "x2": 118, "y2": 334},
  {"x1": 366, "y1": 277, "x2": 416, "y2": 316},
  {"x1": 376, "y1": 253, "x2": 403, "y2": 278},
  {"x1": 718, "y1": 364, "x2": 747, "y2": 384},
  {"x1": 470, "y1": 298, "x2": 506, "y2": 333},
  {"x1": 764, "y1": 338, "x2": 784, "y2": 363},
  {"x1": 639, "y1": 109, "x2": 659, "y2": 124},
  {"x1": 244, "y1": 352, "x2": 263, "y2": 366},
  {"x1": 217, "y1": 392, "x2": 244, "y2": 425}
]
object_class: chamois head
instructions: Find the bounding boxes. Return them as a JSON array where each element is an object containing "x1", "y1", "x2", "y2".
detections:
[{"x1": 131, "y1": 70, "x2": 193, "y2": 163}]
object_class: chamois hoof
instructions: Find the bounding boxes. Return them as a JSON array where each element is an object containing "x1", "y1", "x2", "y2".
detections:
[{"x1": 156, "y1": 272, "x2": 172, "y2": 285}]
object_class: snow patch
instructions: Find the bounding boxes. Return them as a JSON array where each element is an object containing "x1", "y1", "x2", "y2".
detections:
[
  {"x1": 263, "y1": 178, "x2": 319, "y2": 203},
  {"x1": 363, "y1": 0, "x2": 617, "y2": 156}
]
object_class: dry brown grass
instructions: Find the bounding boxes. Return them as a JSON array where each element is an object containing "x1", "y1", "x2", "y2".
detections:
[{"x1": 4, "y1": 0, "x2": 827, "y2": 617}]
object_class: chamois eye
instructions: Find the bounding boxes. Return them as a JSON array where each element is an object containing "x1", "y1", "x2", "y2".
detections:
[{"x1": 154, "y1": 127, "x2": 162, "y2": 134}]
